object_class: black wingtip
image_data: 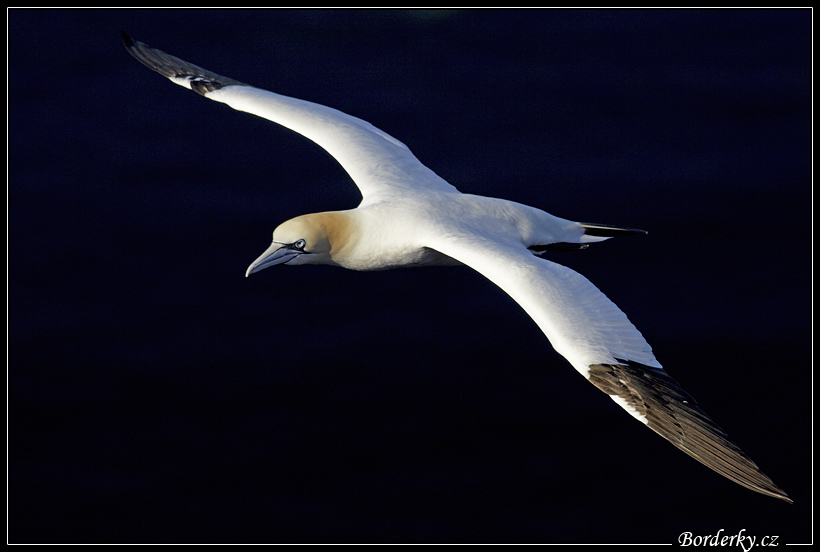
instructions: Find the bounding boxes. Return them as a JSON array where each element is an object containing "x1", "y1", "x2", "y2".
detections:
[
  {"x1": 121, "y1": 30, "x2": 134, "y2": 48},
  {"x1": 588, "y1": 359, "x2": 792, "y2": 503}
]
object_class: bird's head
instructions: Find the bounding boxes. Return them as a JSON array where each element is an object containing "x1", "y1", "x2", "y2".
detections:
[{"x1": 245, "y1": 212, "x2": 353, "y2": 276}]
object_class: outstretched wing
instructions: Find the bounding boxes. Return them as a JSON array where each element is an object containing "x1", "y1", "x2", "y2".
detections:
[
  {"x1": 427, "y1": 231, "x2": 791, "y2": 502},
  {"x1": 121, "y1": 32, "x2": 457, "y2": 204}
]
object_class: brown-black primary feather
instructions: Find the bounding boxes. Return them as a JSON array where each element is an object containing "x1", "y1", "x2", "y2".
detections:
[
  {"x1": 121, "y1": 31, "x2": 246, "y2": 95},
  {"x1": 588, "y1": 360, "x2": 791, "y2": 503}
]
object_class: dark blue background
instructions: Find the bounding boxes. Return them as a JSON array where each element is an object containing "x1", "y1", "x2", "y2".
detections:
[{"x1": 9, "y1": 9, "x2": 811, "y2": 544}]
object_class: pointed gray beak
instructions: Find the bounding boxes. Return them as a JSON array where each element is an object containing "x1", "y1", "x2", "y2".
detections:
[{"x1": 245, "y1": 242, "x2": 303, "y2": 277}]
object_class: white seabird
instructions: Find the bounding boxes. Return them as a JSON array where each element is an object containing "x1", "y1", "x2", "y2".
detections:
[{"x1": 122, "y1": 32, "x2": 791, "y2": 503}]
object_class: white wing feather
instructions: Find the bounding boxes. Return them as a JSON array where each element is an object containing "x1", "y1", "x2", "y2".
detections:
[
  {"x1": 426, "y1": 232, "x2": 660, "y2": 375},
  {"x1": 122, "y1": 33, "x2": 456, "y2": 204},
  {"x1": 427, "y1": 231, "x2": 790, "y2": 502}
]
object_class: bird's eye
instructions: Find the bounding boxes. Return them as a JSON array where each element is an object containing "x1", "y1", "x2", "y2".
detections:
[{"x1": 293, "y1": 239, "x2": 307, "y2": 251}]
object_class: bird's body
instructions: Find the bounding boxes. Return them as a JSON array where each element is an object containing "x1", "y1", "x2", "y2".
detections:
[
  {"x1": 271, "y1": 195, "x2": 586, "y2": 271},
  {"x1": 122, "y1": 32, "x2": 790, "y2": 503}
]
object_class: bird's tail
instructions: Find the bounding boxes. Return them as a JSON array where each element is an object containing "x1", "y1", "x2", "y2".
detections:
[
  {"x1": 529, "y1": 222, "x2": 647, "y2": 254},
  {"x1": 579, "y1": 222, "x2": 648, "y2": 238}
]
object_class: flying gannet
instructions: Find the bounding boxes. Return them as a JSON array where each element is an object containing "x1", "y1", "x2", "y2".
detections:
[{"x1": 122, "y1": 32, "x2": 791, "y2": 503}]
